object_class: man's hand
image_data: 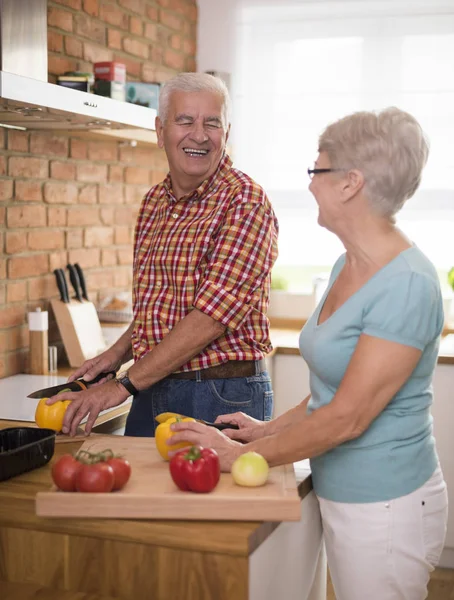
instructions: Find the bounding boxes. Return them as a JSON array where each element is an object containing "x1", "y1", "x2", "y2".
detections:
[
  {"x1": 67, "y1": 348, "x2": 124, "y2": 384},
  {"x1": 215, "y1": 412, "x2": 269, "y2": 443},
  {"x1": 46, "y1": 379, "x2": 129, "y2": 436}
]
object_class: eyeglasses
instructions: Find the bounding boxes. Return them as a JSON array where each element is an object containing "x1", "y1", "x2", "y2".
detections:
[{"x1": 307, "y1": 167, "x2": 343, "y2": 180}]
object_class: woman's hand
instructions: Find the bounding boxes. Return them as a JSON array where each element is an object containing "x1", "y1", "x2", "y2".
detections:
[
  {"x1": 67, "y1": 348, "x2": 124, "y2": 384},
  {"x1": 169, "y1": 421, "x2": 243, "y2": 471},
  {"x1": 46, "y1": 379, "x2": 129, "y2": 436},
  {"x1": 215, "y1": 412, "x2": 269, "y2": 443}
]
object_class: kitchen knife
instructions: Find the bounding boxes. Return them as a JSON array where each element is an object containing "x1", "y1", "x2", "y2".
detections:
[
  {"x1": 54, "y1": 269, "x2": 69, "y2": 303},
  {"x1": 27, "y1": 371, "x2": 117, "y2": 398},
  {"x1": 74, "y1": 263, "x2": 89, "y2": 301},
  {"x1": 58, "y1": 268, "x2": 71, "y2": 304},
  {"x1": 154, "y1": 414, "x2": 239, "y2": 431},
  {"x1": 67, "y1": 263, "x2": 83, "y2": 302}
]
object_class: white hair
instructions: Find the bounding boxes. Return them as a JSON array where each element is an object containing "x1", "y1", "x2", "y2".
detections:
[
  {"x1": 318, "y1": 107, "x2": 430, "y2": 218},
  {"x1": 158, "y1": 72, "x2": 231, "y2": 129}
]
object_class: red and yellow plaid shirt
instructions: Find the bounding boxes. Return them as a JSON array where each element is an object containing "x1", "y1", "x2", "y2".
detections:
[{"x1": 132, "y1": 154, "x2": 279, "y2": 371}]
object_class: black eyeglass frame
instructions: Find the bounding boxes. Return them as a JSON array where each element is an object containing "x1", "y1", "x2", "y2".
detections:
[{"x1": 307, "y1": 167, "x2": 344, "y2": 179}]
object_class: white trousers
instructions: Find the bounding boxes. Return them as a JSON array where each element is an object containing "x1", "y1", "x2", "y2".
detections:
[{"x1": 317, "y1": 465, "x2": 448, "y2": 600}]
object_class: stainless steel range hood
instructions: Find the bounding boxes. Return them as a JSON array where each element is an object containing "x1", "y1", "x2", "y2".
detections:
[{"x1": 0, "y1": 0, "x2": 157, "y2": 143}]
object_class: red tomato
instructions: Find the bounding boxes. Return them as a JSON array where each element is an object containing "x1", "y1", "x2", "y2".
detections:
[
  {"x1": 106, "y1": 457, "x2": 131, "y2": 491},
  {"x1": 75, "y1": 462, "x2": 115, "y2": 493},
  {"x1": 51, "y1": 454, "x2": 82, "y2": 492}
]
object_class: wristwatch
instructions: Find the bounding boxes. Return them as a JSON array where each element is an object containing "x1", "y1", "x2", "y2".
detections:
[{"x1": 116, "y1": 371, "x2": 139, "y2": 396}]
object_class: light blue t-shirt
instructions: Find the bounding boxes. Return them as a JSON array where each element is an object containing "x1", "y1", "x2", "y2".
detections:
[{"x1": 299, "y1": 246, "x2": 443, "y2": 503}]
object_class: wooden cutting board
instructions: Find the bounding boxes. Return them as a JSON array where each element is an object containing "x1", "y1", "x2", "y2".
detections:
[{"x1": 35, "y1": 435, "x2": 301, "y2": 521}]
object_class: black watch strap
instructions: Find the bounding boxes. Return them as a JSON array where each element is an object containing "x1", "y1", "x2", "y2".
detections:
[{"x1": 117, "y1": 373, "x2": 139, "y2": 396}]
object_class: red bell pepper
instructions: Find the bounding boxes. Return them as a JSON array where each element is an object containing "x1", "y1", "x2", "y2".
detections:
[{"x1": 169, "y1": 446, "x2": 220, "y2": 493}]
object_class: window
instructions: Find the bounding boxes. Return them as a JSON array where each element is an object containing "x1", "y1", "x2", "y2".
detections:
[{"x1": 232, "y1": 1, "x2": 454, "y2": 292}]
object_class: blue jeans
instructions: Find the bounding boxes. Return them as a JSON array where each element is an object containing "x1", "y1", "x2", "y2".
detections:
[{"x1": 124, "y1": 371, "x2": 273, "y2": 437}]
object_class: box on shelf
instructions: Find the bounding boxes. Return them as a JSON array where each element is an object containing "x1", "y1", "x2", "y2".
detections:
[
  {"x1": 93, "y1": 80, "x2": 126, "y2": 102},
  {"x1": 125, "y1": 82, "x2": 160, "y2": 110},
  {"x1": 94, "y1": 61, "x2": 126, "y2": 83},
  {"x1": 57, "y1": 72, "x2": 94, "y2": 93}
]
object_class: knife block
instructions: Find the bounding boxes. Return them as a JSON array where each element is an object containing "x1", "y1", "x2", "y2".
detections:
[{"x1": 51, "y1": 299, "x2": 106, "y2": 367}]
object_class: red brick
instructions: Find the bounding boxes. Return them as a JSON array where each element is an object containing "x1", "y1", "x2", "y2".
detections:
[
  {"x1": 123, "y1": 37, "x2": 149, "y2": 59},
  {"x1": 48, "y1": 207, "x2": 67, "y2": 227},
  {"x1": 84, "y1": 227, "x2": 114, "y2": 247},
  {"x1": 109, "y1": 165, "x2": 124, "y2": 182},
  {"x1": 102, "y1": 249, "x2": 117, "y2": 266},
  {"x1": 70, "y1": 138, "x2": 88, "y2": 159},
  {"x1": 150, "y1": 45, "x2": 164, "y2": 65},
  {"x1": 118, "y1": 0, "x2": 145, "y2": 14},
  {"x1": 48, "y1": 30, "x2": 64, "y2": 53},
  {"x1": 120, "y1": 145, "x2": 160, "y2": 166},
  {"x1": 150, "y1": 170, "x2": 167, "y2": 186},
  {"x1": 124, "y1": 166, "x2": 149, "y2": 185},
  {"x1": 144, "y1": 22, "x2": 159, "y2": 43},
  {"x1": 7, "y1": 206, "x2": 46, "y2": 228},
  {"x1": 65, "y1": 36, "x2": 83, "y2": 58},
  {"x1": 14, "y1": 181, "x2": 42, "y2": 202},
  {"x1": 50, "y1": 161, "x2": 76, "y2": 180},
  {"x1": 6, "y1": 282, "x2": 27, "y2": 304},
  {"x1": 0, "y1": 305, "x2": 26, "y2": 328},
  {"x1": 83, "y1": 0, "x2": 99, "y2": 16},
  {"x1": 0, "y1": 180, "x2": 13, "y2": 201},
  {"x1": 28, "y1": 276, "x2": 58, "y2": 302},
  {"x1": 5, "y1": 232, "x2": 26, "y2": 254},
  {"x1": 48, "y1": 54, "x2": 78, "y2": 77},
  {"x1": 74, "y1": 14, "x2": 106, "y2": 44},
  {"x1": 8, "y1": 254, "x2": 49, "y2": 280},
  {"x1": 83, "y1": 42, "x2": 112, "y2": 64},
  {"x1": 142, "y1": 63, "x2": 172, "y2": 83},
  {"x1": 49, "y1": 251, "x2": 69, "y2": 271},
  {"x1": 77, "y1": 163, "x2": 108, "y2": 183},
  {"x1": 117, "y1": 248, "x2": 132, "y2": 265},
  {"x1": 52, "y1": 0, "x2": 82, "y2": 9},
  {"x1": 99, "y1": 4, "x2": 129, "y2": 29},
  {"x1": 67, "y1": 206, "x2": 100, "y2": 226},
  {"x1": 44, "y1": 181, "x2": 78, "y2": 204},
  {"x1": 129, "y1": 16, "x2": 143, "y2": 36},
  {"x1": 8, "y1": 130, "x2": 29, "y2": 152},
  {"x1": 124, "y1": 184, "x2": 148, "y2": 204},
  {"x1": 186, "y1": 2, "x2": 197, "y2": 23},
  {"x1": 88, "y1": 141, "x2": 118, "y2": 162},
  {"x1": 114, "y1": 268, "x2": 131, "y2": 287},
  {"x1": 0, "y1": 130, "x2": 5, "y2": 149},
  {"x1": 115, "y1": 225, "x2": 131, "y2": 244},
  {"x1": 156, "y1": 0, "x2": 170, "y2": 6},
  {"x1": 68, "y1": 248, "x2": 101, "y2": 268},
  {"x1": 8, "y1": 157, "x2": 47, "y2": 179},
  {"x1": 91, "y1": 270, "x2": 114, "y2": 289},
  {"x1": 160, "y1": 10, "x2": 183, "y2": 31},
  {"x1": 28, "y1": 230, "x2": 65, "y2": 251},
  {"x1": 66, "y1": 229, "x2": 83, "y2": 248},
  {"x1": 163, "y1": 48, "x2": 185, "y2": 71},
  {"x1": 183, "y1": 37, "x2": 196, "y2": 55},
  {"x1": 78, "y1": 184, "x2": 97, "y2": 204},
  {"x1": 100, "y1": 207, "x2": 115, "y2": 225},
  {"x1": 147, "y1": 5, "x2": 159, "y2": 20},
  {"x1": 0, "y1": 157, "x2": 6, "y2": 177},
  {"x1": 48, "y1": 6, "x2": 73, "y2": 32},
  {"x1": 107, "y1": 29, "x2": 123, "y2": 51},
  {"x1": 99, "y1": 183, "x2": 124, "y2": 204},
  {"x1": 30, "y1": 133, "x2": 69, "y2": 158},
  {"x1": 169, "y1": 34, "x2": 182, "y2": 51},
  {"x1": 115, "y1": 206, "x2": 136, "y2": 225},
  {"x1": 185, "y1": 55, "x2": 196, "y2": 72},
  {"x1": 0, "y1": 327, "x2": 28, "y2": 352},
  {"x1": 113, "y1": 53, "x2": 141, "y2": 78}
]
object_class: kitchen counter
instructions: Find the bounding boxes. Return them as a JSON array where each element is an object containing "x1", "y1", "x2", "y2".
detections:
[{"x1": 0, "y1": 435, "x2": 325, "y2": 600}]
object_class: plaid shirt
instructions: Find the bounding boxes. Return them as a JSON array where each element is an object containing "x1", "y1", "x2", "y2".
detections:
[{"x1": 132, "y1": 154, "x2": 279, "y2": 371}]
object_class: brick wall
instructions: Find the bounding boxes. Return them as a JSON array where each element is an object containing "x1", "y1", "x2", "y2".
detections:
[{"x1": 0, "y1": 0, "x2": 197, "y2": 378}]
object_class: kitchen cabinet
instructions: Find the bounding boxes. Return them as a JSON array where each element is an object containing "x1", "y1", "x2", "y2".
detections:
[{"x1": 0, "y1": 436, "x2": 325, "y2": 600}]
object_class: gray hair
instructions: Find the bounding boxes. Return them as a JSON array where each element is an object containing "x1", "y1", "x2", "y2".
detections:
[
  {"x1": 318, "y1": 107, "x2": 430, "y2": 218},
  {"x1": 158, "y1": 72, "x2": 231, "y2": 129}
]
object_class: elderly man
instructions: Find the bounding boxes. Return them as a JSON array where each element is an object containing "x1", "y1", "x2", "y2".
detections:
[{"x1": 50, "y1": 72, "x2": 279, "y2": 437}]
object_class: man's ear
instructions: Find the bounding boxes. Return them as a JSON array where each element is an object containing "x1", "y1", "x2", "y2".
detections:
[
  {"x1": 155, "y1": 116, "x2": 164, "y2": 149},
  {"x1": 225, "y1": 123, "x2": 231, "y2": 144},
  {"x1": 340, "y1": 168, "x2": 365, "y2": 202}
]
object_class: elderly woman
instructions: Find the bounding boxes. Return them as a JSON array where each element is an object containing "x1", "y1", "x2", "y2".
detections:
[{"x1": 170, "y1": 107, "x2": 448, "y2": 600}]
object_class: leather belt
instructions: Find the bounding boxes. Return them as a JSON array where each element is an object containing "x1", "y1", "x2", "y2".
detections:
[{"x1": 166, "y1": 359, "x2": 266, "y2": 381}]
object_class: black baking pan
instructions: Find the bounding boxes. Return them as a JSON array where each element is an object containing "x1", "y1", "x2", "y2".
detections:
[{"x1": 0, "y1": 427, "x2": 56, "y2": 482}]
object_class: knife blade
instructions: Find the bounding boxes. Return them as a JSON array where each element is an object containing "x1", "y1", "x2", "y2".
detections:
[
  {"x1": 27, "y1": 370, "x2": 117, "y2": 398},
  {"x1": 74, "y1": 263, "x2": 89, "y2": 301},
  {"x1": 154, "y1": 413, "x2": 239, "y2": 431},
  {"x1": 58, "y1": 268, "x2": 70, "y2": 303},
  {"x1": 67, "y1": 263, "x2": 83, "y2": 302},
  {"x1": 54, "y1": 268, "x2": 69, "y2": 303}
]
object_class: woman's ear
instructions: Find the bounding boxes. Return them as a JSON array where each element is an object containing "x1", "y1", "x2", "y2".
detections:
[{"x1": 340, "y1": 169, "x2": 365, "y2": 202}]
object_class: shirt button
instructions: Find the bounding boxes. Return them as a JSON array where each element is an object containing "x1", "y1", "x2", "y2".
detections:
[
  {"x1": 172, "y1": 213, "x2": 178, "y2": 219},
  {"x1": 147, "y1": 311, "x2": 151, "y2": 318}
]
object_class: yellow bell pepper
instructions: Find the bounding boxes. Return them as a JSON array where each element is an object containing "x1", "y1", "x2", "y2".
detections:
[
  {"x1": 155, "y1": 416, "x2": 195, "y2": 461},
  {"x1": 155, "y1": 411, "x2": 186, "y2": 424}
]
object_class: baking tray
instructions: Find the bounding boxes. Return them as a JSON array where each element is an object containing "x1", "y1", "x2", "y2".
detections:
[{"x1": 0, "y1": 427, "x2": 56, "y2": 482}]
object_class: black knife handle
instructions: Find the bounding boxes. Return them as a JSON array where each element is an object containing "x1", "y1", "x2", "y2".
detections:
[
  {"x1": 58, "y1": 268, "x2": 71, "y2": 303},
  {"x1": 74, "y1": 263, "x2": 89, "y2": 301},
  {"x1": 212, "y1": 422, "x2": 240, "y2": 431},
  {"x1": 54, "y1": 269, "x2": 69, "y2": 303},
  {"x1": 79, "y1": 371, "x2": 117, "y2": 386},
  {"x1": 67, "y1": 264, "x2": 83, "y2": 302}
]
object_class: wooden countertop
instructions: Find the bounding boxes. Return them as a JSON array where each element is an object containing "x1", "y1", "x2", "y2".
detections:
[{"x1": 0, "y1": 435, "x2": 311, "y2": 557}]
